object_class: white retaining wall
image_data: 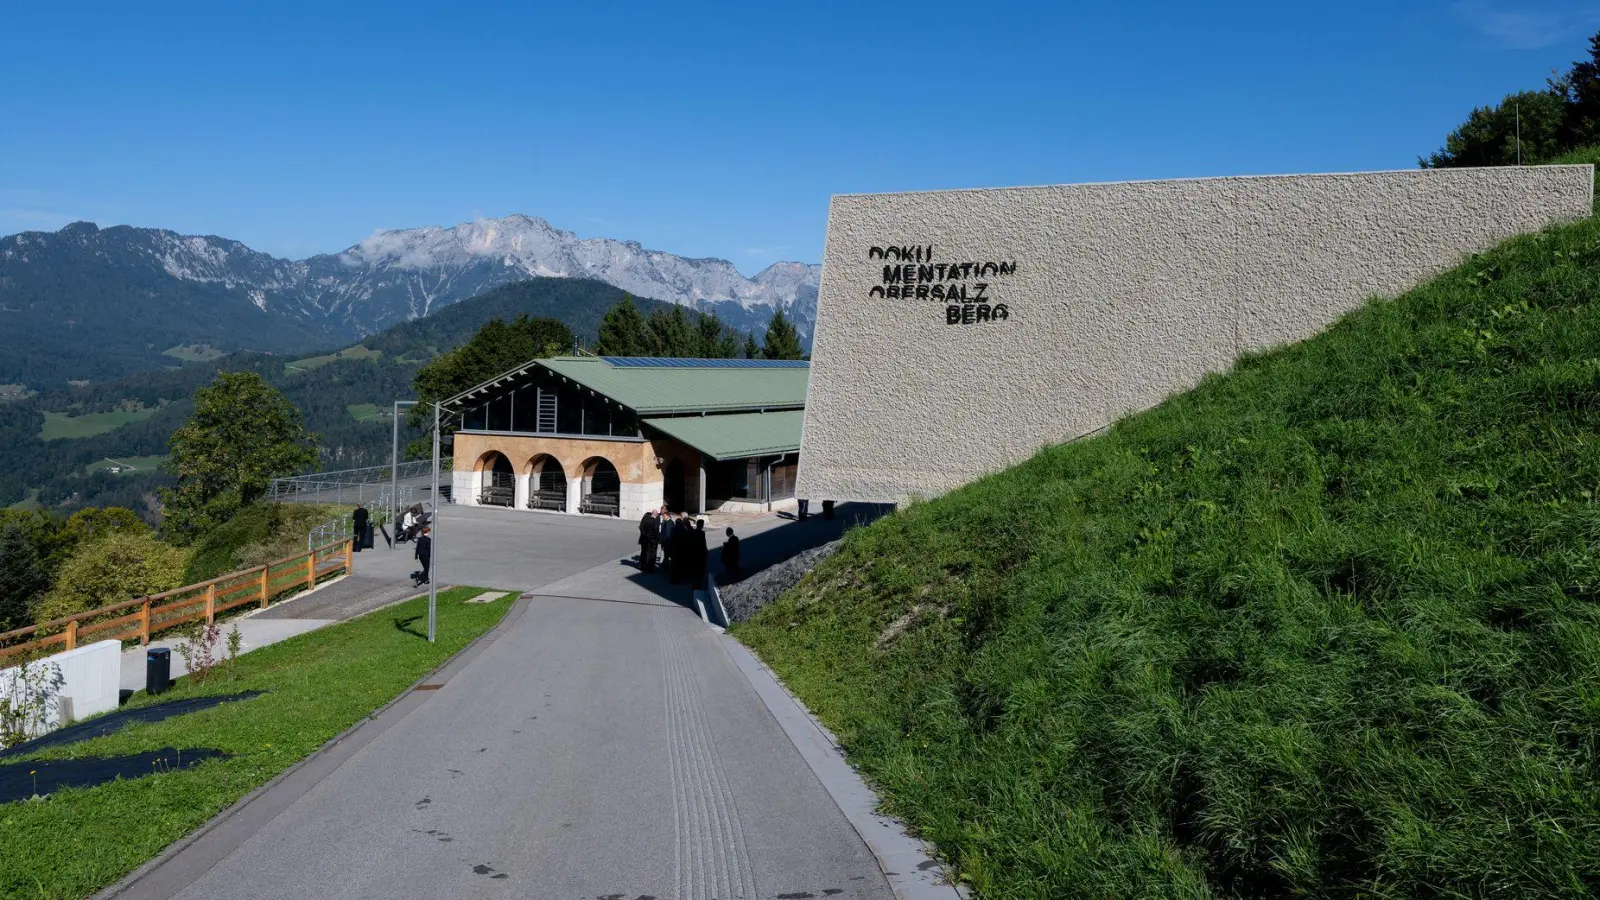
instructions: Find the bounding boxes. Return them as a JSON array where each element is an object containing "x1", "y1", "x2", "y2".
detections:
[{"x1": 0, "y1": 639, "x2": 122, "y2": 737}]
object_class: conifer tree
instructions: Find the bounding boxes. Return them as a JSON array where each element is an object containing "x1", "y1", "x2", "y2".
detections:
[
  {"x1": 761, "y1": 310, "x2": 804, "y2": 360},
  {"x1": 0, "y1": 522, "x2": 48, "y2": 631},
  {"x1": 595, "y1": 295, "x2": 650, "y2": 356}
]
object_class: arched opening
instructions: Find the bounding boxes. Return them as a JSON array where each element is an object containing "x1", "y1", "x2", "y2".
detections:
[
  {"x1": 663, "y1": 458, "x2": 687, "y2": 512},
  {"x1": 526, "y1": 454, "x2": 568, "y2": 512},
  {"x1": 477, "y1": 451, "x2": 515, "y2": 507},
  {"x1": 579, "y1": 457, "x2": 621, "y2": 516}
]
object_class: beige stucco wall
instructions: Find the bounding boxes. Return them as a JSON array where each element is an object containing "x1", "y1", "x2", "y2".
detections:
[
  {"x1": 796, "y1": 166, "x2": 1594, "y2": 502},
  {"x1": 450, "y1": 431, "x2": 708, "y2": 516}
]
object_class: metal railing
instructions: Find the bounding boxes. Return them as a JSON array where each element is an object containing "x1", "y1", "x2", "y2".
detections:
[{"x1": 269, "y1": 459, "x2": 453, "y2": 506}]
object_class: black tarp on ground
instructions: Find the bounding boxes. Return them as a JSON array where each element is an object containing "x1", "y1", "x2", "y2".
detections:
[
  {"x1": 0, "y1": 692, "x2": 263, "y2": 759},
  {"x1": 0, "y1": 748, "x2": 229, "y2": 803}
]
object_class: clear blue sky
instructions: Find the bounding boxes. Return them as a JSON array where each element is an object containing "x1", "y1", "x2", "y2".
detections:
[{"x1": 2, "y1": 1, "x2": 1597, "y2": 273}]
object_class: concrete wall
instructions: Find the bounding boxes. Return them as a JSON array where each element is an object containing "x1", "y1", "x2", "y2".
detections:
[
  {"x1": 796, "y1": 166, "x2": 1594, "y2": 502},
  {"x1": 0, "y1": 640, "x2": 121, "y2": 738}
]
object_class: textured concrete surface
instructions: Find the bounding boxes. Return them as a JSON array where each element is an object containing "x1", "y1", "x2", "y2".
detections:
[
  {"x1": 119, "y1": 618, "x2": 333, "y2": 692},
  {"x1": 797, "y1": 165, "x2": 1595, "y2": 501},
  {"x1": 102, "y1": 504, "x2": 904, "y2": 900}
]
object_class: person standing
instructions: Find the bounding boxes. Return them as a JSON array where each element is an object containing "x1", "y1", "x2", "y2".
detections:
[
  {"x1": 798, "y1": 498, "x2": 810, "y2": 520},
  {"x1": 638, "y1": 507, "x2": 659, "y2": 572},
  {"x1": 414, "y1": 526, "x2": 432, "y2": 585},
  {"x1": 689, "y1": 518, "x2": 709, "y2": 587},
  {"x1": 671, "y1": 513, "x2": 692, "y2": 584},
  {"x1": 659, "y1": 510, "x2": 676, "y2": 579},
  {"x1": 821, "y1": 500, "x2": 834, "y2": 521},
  {"x1": 352, "y1": 503, "x2": 369, "y2": 552},
  {"x1": 722, "y1": 526, "x2": 741, "y2": 581}
]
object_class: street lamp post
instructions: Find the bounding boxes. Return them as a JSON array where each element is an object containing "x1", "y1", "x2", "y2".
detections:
[
  {"x1": 391, "y1": 400, "x2": 418, "y2": 549},
  {"x1": 429, "y1": 401, "x2": 440, "y2": 643}
]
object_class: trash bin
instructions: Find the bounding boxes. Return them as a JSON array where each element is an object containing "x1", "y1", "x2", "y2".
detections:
[
  {"x1": 146, "y1": 647, "x2": 171, "y2": 696},
  {"x1": 363, "y1": 522, "x2": 376, "y2": 549}
]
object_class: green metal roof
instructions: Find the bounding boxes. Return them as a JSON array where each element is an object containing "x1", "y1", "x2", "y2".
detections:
[
  {"x1": 641, "y1": 410, "x2": 805, "y2": 460},
  {"x1": 535, "y1": 357, "x2": 808, "y2": 414}
]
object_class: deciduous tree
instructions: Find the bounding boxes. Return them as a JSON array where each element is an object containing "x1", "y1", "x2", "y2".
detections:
[{"x1": 160, "y1": 372, "x2": 319, "y2": 543}]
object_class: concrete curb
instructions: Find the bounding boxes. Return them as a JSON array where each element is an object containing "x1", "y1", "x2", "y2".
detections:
[
  {"x1": 720, "y1": 636, "x2": 968, "y2": 900},
  {"x1": 94, "y1": 589, "x2": 525, "y2": 900}
]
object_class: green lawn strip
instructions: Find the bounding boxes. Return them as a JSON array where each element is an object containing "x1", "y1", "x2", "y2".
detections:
[
  {"x1": 736, "y1": 211, "x2": 1600, "y2": 898},
  {"x1": 83, "y1": 455, "x2": 168, "y2": 475},
  {"x1": 160, "y1": 344, "x2": 223, "y2": 362},
  {"x1": 346, "y1": 402, "x2": 385, "y2": 422},
  {"x1": 40, "y1": 408, "x2": 158, "y2": 441},
  {"x1": 0, "y1": 586, "x2": 514, "y2": 899},
  {"x1": 283, "y1": 345, "x2": 381, "y2": 377}
]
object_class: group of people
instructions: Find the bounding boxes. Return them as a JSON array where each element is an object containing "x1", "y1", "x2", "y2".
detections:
[{"x1": 637, "y1": 507, "x2": 741, "y2": 586}]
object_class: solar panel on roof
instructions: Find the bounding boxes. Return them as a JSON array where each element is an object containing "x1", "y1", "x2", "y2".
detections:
[{"x1": 599, "y1": 357, "x2": 808, "y2": 369}]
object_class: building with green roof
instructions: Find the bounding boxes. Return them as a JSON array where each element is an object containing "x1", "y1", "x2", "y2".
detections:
[{"x1": 442, "y1": 356, "x2": 807, "y2": 518}]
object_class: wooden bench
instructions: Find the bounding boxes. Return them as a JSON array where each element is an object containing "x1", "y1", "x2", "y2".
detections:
[
  {"x1": 580, "y1": 492, "x2": 620, "y2": 516},
  {"x1": 528, "y1": 488, "x2": 566, "y2": 511},
  {"x1": 478, "y1": 485, "x2": 514, "y2": 507}
]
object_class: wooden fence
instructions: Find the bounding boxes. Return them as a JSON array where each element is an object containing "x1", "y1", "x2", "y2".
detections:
[{"x1": 0, "y1": 540, "x2": 353, "y2": 663}]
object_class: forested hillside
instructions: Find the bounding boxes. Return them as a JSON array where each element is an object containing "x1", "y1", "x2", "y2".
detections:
[{"x1": 0, "y1": 277, "x2": 737, "y2": 515}]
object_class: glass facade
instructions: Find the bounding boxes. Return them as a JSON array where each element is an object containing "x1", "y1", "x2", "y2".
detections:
[{"x1": 459, "y1": 370, "x2": 641, "y2": 438}]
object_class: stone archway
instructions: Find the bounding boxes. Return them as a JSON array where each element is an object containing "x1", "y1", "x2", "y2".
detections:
[
  {"x1": 525, "y1": 454, "x2": 568, "y2": 512},
  {"x1": 578, "y1": 456, "x2": 621, "y2": 516},
  {"x1": 476, "y1": 451, "x2": 515, "y2": 507}
]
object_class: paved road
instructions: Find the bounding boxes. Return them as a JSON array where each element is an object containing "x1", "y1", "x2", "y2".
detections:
[{"x1": 109, "y1": 503, "x2": 896, "y2": 900}]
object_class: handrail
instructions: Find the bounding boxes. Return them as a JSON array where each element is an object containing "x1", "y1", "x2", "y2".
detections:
[{"x1": 0, "y1": 539, "x2": 354, "y2": 663}]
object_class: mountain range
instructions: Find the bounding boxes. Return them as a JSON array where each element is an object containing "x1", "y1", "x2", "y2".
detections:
[{"x1": 0, "y1": 215, "x2": 821, "y2": 388}]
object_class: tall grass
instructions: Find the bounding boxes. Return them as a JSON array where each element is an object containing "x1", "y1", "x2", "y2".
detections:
[{"x1": 739, "y1": 195, "x2": 1600, "y2": 897}]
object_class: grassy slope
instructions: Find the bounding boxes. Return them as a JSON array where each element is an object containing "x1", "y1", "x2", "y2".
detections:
[
  {"x1": 0, "y1": 586, "x2": 512, "y2": 899},
  {"x1": 40, "y1": 408, "x2": 158, "y2": 441},
  {"x1": 738, "y1": 200, "x2": 1600, "y2": 896},
  {"x1": 82, "y1": 455, "x2": 168, "y2": 475},
  {"x1": 182, "y1": 502, "x2": 353, "y2": 583},
  {"x1": 282, "y1": 344, "x2": 382, "y2": 375}
]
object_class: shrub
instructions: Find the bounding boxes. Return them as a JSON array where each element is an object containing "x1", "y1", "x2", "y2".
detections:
[{"x1": 34, "y1": 531, "x2": 189, "y2": 624}]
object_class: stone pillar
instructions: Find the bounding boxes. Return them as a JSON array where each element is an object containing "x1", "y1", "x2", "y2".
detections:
[
  {"x1": 452, "y1": 470, "x2": 475, "y2": 506},
  {"x1": 619, "y1": 480, "x2": 664, "y2": 521},
  {"x1": 514, "y1": 472, "x2": 531, "y2": 511},
  {"x1": 565, "y1": 477, "x2": 583, "y2": 514}
]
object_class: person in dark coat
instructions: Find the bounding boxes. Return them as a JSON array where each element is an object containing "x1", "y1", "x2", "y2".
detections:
[
  {"x1": 659, "y1": 509, "x2": 675, "y2": 575},
  {"x1": 352, "y1": 504, "x2": 369, "y2": 552},
  {"x1": 690, "y1": 519, "x2": 709, "y2": 587},
  {"x1": 722, "y1": 527, "x2": 741, "y2": 581},
  {"x1": 670, "y1": 513, "x2": 692, "y2": 584},
  {"x1": 414, "y1": 527, "x2": 432, "y2": 585},
  {"x1": 638, "y1": 508, "x2": 659, "y2": 572}
]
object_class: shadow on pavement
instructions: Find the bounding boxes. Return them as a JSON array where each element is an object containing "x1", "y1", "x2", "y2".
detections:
[{"x1": 715, "y1": 502, "x2": 895, "y2": 587}]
